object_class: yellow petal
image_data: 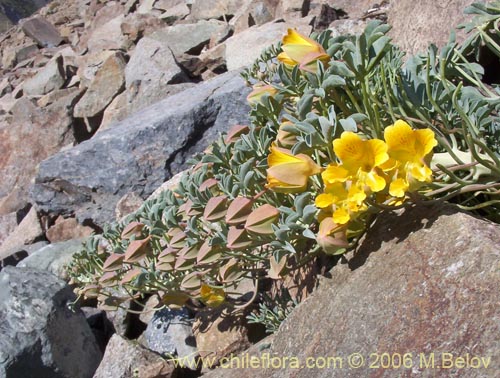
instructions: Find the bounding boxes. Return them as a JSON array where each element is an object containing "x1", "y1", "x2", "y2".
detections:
[
  {"x1": 333, "y1": 207, "x2": 350, "y2": 225},
  {"x1": 277, "y1": 51, "x2": 297, "y2": 66},
  {"x1": 414, "y1": 128, "x2": 438, "y2": 157},
  {"x1": 315, "y1": 193, "x2": 335, "y2": 208},
  {"x1": 322, "y1": 164, "x2": 349, "y2": 184},
  {"x1": 389, "y1": 178, "x2": 409, "y2": 198}
]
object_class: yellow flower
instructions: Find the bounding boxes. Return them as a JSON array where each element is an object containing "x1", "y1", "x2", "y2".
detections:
[
  {"x1": 200, "y1": 284, "x2": 225, "y2": 307},
  {"x1": 278, "y1": 29, "x2": 330, "y2": 73},
  {"x1": 384, "y1": 120, "x2": 437, "y2": 183},
  {"x1": 267, "y1": 144, "x2": 321, "y2": 193},
  {"x1": 333, "y1": 131, "x2": 389, "y2": 192},
  {"x1": 247, "y1": 83, "x2": 278, "y2": 105}
]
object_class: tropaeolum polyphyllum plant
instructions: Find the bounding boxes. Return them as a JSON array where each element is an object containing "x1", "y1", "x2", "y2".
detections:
[{"x1": 69, "y1": 2, "x2": 500, "y2": 334}]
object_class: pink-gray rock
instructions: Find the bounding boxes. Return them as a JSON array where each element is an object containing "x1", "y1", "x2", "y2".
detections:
[
  {"x1": 388, "y1": 0, "x2": 475, "y2": 54},
  {"x1": 0, "y1": 89, "x2": 79, "y2": 209},
  {"x1": 46, "y1": 216, "x2": 94, "y2": 243},
  {"x1": 21, "y1": 16, "x2": 63, "y2": 48},
  {"x1": 224, "y1": 21, "x2": 311, "y2": 70},
  {"x1": 189, "y1": 0, "x2": 247, "y2": 21},
  {"x1": 194, "y1": 306, "x2": 253, "y2": 369},
  {"x1": 204, "y1": 204, "x2": 500, "y2": 377},
  {"x1": 86, "y1": 15, "x2": 130, "y2": 52},
  {"x1": 150, "y1": 20, "x2": 229, "y2": 56},
  {"x1": 0, "y1": 212, "x2": 17, "y2": 246},
  {"x1": 124, "y1": 36, "x2": 187, "y2": 89},
  {"x1": 115, "y1": 192, "x2": 144, "y2": 220},
  {"x1": 0, "y1": 266, "x2": 102, "y2": 377},
  {"x1": 0, "y1": 207, "x2": 43, "y2": 262},
  {"x1": 93, "y1": 334, "x2": 176, "y2": 378},
  {"x1": 155, "y1": 0, "x2": 190, "y2": 24},
  {"x1": 73, "y1": 52, "x2": 126, "y2": 119},
  {"x1": 23, "y1": 55, "x2": 66, "y2": 96}
]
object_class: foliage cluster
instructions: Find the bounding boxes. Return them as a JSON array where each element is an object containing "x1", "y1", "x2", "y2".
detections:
[{"x1": 68, "y1": 2, "x2": 500, "y2": 332}]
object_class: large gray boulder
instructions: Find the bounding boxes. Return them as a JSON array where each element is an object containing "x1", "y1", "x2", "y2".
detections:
[
  {"x1": 0, "y1": 266, "x2": 102, "y2": 378},
  {"x1": 204, "y1": 204, "x2": 500, "y2": 377},
  {"x1": 31, "y1": 70, "x2": 251, "y2": 226}
]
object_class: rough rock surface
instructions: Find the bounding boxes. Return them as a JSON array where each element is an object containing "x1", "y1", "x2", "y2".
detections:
[
  {"x1": 46, "y1": 216, "x2": 94, "y2": 243},
  {"x1": 193, "y1": 306, "x2": 253, "y2": 369},
  {"x1": 204, "y1": 204, "x2": 500, "y2": 377},
  {"x1": 32, "y1": 70, "x2": 251, "y2": 226},
  {"x1": 0, "y1": 207, "x2": 43, "y2": 261},
  {"x1": 21, "y1": 16, "x2": 63, "y2": 48},
  {"x1": 142, "y1": 307, "x2": 197, "y2": 361},
  {"x1": 0, "y1": 266, "x2": 102, "y2": 378},
  {"x1": 17, "y1": 238, "x2": 86, "y2": 280},
  {"x1": 93, "y1": 334, "x2": 177, "y2": 378}
]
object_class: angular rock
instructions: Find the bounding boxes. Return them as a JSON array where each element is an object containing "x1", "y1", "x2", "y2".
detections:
[
  {"x1": 205, "y1": 204, "x2": 500, "y2": 377},
  {"x1": 124, "y1": 36, "x2": 187, "y2": 89},
  {"x1": 0, "y1": 207, "x2": 43, "y2": 261},
  {"x1": 0, "y1": 89, "x2": 78, "y2": 208},
  {"x1": 75, "y1": 50, "x2": 116, "y2": 88},
  {"x1": 120, "y1": 12, "x2": 165, "y2": 42},
  {"x1": 224, "y1": 22, "x2": 311, "y2": 70},
  {"x1": 150, "y1": 20, "x2": 229, "y2": 56},
  {"x1": 388, "y1": 0, "x2": 475, "y2": 55},
  {"x1": 156, "y1": 0, "x2": 190, "y2": 25},
  {"x1": 0, "y1": 211, "x2": 17, "y2": 245},
  {"x1": 73, "y1": 51, "x2": 126, "y2": 119},
  {"x1": 193, "y1": 306, "x2": 253, "y2": 369},
  {"x1": 32, "y1": 71, "x2": 251, "y2": 226},
  {"x1": 189, "y1": 0, "x2": 247, "y2": 21},
  {"x1": 137, "y1": 0, "x2": 157, "y2": 14},
  {"x1": 86, "y1": 15, "x2": 129, "y2": 52},
  {"x1": 46, "y1": 216, "x2": 94, "y2": 243},
  {"x1": 0, "y1": 266, "x2": 102, "y2": 378},
  {"x1": 93, "y1": 334, "x2": 176, "y2": 378},
  {"x1": 142, "y1": 307, "x2": 197, "y2": 364},
  {"x1": 115, "y1": 192, "x2": 144, "y2": 220},
  {"x1": 23, "y1": 55, "x2": 66, "y2": 96},
  {"x1": 17, "y1": 238, "x2": 86, "y2": 280},
  {"x1": 21, "y1": 16, "x2": 63, "y2": 48},
  {"x1": 15, "y1": 43, "x2": 39, "y2": 63}
]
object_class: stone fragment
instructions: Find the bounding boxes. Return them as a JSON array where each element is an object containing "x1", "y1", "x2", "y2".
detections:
[
  {"x1": 193, "y1": 306, "x2": 252, "y2": 368},
  {"x1": 189, "y1": 0, "x2": 247, "y2": 21},
  {"x1": 155, "y1": 0, "x2": 190, "y2": 24},
  {"x1": 142, "y1": 307, "x2": 197, "y2": 366},
  {"x1": 21, "y1": 16, "x2": 63, "y2": 47},
  {"x1": 32, "y1": 71, "x2": 250, "y2": 226},
  {"x1": 93, "y1": 334, "x2": 176, "y2": 378},
  {"x1": 150, "y1": 20, "x2": 229, "y2": 56},
  {"x1": 17, "y1": 238, "x2": 86, "y2": 280},
  {"x1": 37, "y1": 87, "x2": 84, "y2": 108},
  {"x1": 224, "y1": 22, "x2": 311, "y2": 70},
  {"x1": 23, "y1": 55, "x2": 66, "y2": 96},
  {"x1": 46, "y1": 216, "x2": 94, "y2": 243},
  {"x1": 75, "y1": 50, "x2": 116, "y2": 87},
  {"x1": 203, "y1": 204, "x2": 500, "y2": 378},
  {"x1": 87, "y1": 15, "x2": 130, "y2": 52},
  {"x1": 0, "y1": 266, "x2": 102, "y2": 378},
  {"x1": 388, "y1": 0, "x2": 475, "y2": 55},
  {"x1": 0, "y1": 207, "x2": 43, "y2": 261},
  {"x1": 0, "y1": 212, "x2": 17, "y2": 245},
  {"x1": 74, "y1": 52, "x2": 126, "y2": 119},
  {"x1": 115, "y1": 192, "x2": 144, "y2": 220},
  {"x1": 120, "y1": 13, "x2": 165, "y2": 42},
  {"x1": 0, "y1": 88, "x2": 78, "y2": 208},
  {"x1": 15, "y1": 43, "x2": 39, "y2": 63},
  {"x1": 125, "y1": 36, "x2": 186, "y2": 88}
]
